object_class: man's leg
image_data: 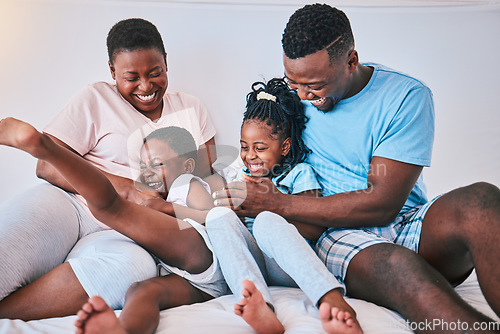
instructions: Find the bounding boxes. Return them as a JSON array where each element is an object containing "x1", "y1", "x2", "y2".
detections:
[
  {"x1": 325, "y1": 184, "x2": 500, "y2": 332},
  {"x1": 418, "y1": 182, "x2": 500, "y2": 316},
  {"x1": 345, "y1": 243, "x2": 494, "y2": 331}
]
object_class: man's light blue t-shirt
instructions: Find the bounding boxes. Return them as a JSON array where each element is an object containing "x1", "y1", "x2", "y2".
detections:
[{"x1": 303, "y1": 63, "x2": 435, "y2": 214}]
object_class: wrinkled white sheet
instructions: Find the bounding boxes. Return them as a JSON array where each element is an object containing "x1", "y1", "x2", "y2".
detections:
[{"x1": 1, "y1": 270, "x2": 497, "y2": 334}]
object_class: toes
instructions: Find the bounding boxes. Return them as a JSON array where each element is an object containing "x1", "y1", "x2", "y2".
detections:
[
  {"x1": 88, "y1": 295, "x2": 109, "y2": 312},
  {"x1": 318, "y1": 303, "x2": 332, "y2": 321},
  {"x1": 76, "y1": 309, "x2": 90, "y2": 321},
  {"x1": 234, "y1": 304, "x2": 243, "y2": 316}
]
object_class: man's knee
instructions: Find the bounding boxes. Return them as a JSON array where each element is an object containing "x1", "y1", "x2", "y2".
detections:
[
  {"x1": 348, "y1": 243, "x2": 422, "y2": 282},
  {"x1": 464, "y1": 182, "x2": 500, "y2": 209}
]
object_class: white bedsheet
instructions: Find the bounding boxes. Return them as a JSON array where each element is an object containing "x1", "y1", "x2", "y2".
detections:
[{"x1": 0, "y1": 270, "x2": 497, "y2": 334}]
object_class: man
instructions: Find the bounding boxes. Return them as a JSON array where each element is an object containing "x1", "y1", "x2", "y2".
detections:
[{"x1": 214, "y1": 4, "x2": 500, "y2": 332}]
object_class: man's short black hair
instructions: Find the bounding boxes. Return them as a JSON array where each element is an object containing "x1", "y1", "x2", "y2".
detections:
[{"x1": 282, "y1": 4, "x2": 354, "y2": 63}]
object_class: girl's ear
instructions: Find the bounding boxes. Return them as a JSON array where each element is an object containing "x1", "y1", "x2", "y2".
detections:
[
  {"x1": 109, "y1": 61, "x2": 116, "y2": 80},
  {"x1": 281, "y1": 137, "x2": 291, "y2": 156},
  {"x1": 183, "y1": 158, "x2": 196, "y2": 174}
]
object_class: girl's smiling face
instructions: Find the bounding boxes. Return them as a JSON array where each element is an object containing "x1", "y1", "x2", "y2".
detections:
[
  {"x1": 240, "y1": 120, "x2": 291, "y2": 177},
  {"x1": 139, "y1": 138, "x2": 187, "y2": 198},
  {"x1": 109, "y1": 48, "x2": 168, "y2": 120}
]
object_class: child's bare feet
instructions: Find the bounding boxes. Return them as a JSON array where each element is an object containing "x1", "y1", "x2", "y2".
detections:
[
  {"x1": 318, "y1": 302, "x2": 363, "y2": 334},
  {"x1": 0, "y1": 117, "x2": 44, "y2": 157},
  {"x1": 234, "y1": 280, "x2": 284, "y2": 334},
  {"x1": 74, "y1": 296, "x2": 126, "y2": 334}
]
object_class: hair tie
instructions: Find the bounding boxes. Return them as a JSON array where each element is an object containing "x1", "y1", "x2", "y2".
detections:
[{"x1": 257, "y1": 91, "x2": 277, "y2": 102}]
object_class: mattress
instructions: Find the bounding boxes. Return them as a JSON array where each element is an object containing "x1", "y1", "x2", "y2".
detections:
[{"x1": 0, "y1": 270, "x2": 497, "y2": 333}]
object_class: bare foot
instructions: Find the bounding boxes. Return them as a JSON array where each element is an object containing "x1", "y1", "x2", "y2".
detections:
[
  {"x1": 0, "y1": 117, "x2": 44, "y2": 157},
  {"x1": 319, "y1": 302, "x2": 363, "y2": 334},
  {"x1": 234, "y1": 280, "x2": 284, "y2": 334},
  {"x1": 74, "y1": 296, "x2": 127, "y2": 334}
]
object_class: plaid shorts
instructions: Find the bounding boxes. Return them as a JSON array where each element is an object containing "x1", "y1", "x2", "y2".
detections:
[{"x1": 314, "y1": 196, "x2": 439, "y2": 289}]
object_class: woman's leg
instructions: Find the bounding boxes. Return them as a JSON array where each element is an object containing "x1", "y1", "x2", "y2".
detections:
[
  {"x1": 0, "y1": 183, "x2": 81, "y2": 301},
  {"x1": 0, "y1": 117, "x2": 213, "y2": 275},
  {"x1": 0, "y1": 183, "x2": 94, "y2": 320},
  {"x1": 75, "y1": 274, "x2": 211, "y2": 334}
]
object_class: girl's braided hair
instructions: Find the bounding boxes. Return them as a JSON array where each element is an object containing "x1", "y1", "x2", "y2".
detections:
[{"x1": 243, "y1": 78, "x2": 310, "y2": 185}]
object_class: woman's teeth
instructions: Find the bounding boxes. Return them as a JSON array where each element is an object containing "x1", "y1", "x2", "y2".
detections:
[{"x1": 137, "y1": 92, "x2": 156, "y2": 101}]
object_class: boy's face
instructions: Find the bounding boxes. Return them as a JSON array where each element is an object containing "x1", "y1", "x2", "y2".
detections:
[
  {"x1": 240, "y1": 120, "x2": 290, "y2": 178},
  {"x1": 109, "y1": 48, "x2": 168, "y2": 119},
  {"x1": 139, "y1": 138, "x2": 186, "y2": 197},
  {"x1": 283, "y1": 49, "x2": 352, "y2": 112}
]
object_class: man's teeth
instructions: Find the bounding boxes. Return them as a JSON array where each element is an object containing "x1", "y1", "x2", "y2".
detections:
[
  {"x1": 310, "y1": 97, "x2": 326, "y2": 106},
  {"x1": 137, "y1": 92, "x2": 156, "y2": 101}
]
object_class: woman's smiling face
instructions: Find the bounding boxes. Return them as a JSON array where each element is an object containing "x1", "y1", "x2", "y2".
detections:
[{"x1": 109, "y1": 48, "x2": 168, "y2": 120}]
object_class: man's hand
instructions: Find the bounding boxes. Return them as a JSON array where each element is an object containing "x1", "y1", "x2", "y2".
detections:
[{"x1": 212, "y1": 175, "x2": 284, "y2": 218}]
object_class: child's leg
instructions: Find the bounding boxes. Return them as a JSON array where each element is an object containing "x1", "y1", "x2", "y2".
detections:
[
  {"x1": 205, "y1": 207, "x2": 272, "y2": 304},
  {"x1": 0, "y1": 118, "x2": 212, "y2": 276},
  {"x1": 252, "y1": 211, "x2": 363, "y2": 333},
  {"x1": 206, "y1": 207, "x2": 284, "y2": 334},
  {"x1": 75, "y1": 274, "x2": 211, "y2": 334}
]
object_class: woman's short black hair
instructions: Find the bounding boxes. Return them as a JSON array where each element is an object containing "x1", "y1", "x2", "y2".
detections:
[
  {"x1": 282, "y1": 4, "x2": 354, "y2": 64},
  {"x1": 106, "y1": 18, "x2": 166, "y2": 64},
  {"x1": 243, "y1": 78, "x2": 310, "y2": 181}
]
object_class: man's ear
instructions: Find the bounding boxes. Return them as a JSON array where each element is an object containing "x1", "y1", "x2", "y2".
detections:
[
  {"x1": 347, "y1": 50, "x2": 359, "y2": 72},
  {"x1": 109, "y1": 61, "x2": 116, "y2": 80},
  {"x1": 184, "y1": 158, "x2": 195, "y2": 174},
  {"x1": 281, "y1": 137, "x2": 291, "y2": 156}
]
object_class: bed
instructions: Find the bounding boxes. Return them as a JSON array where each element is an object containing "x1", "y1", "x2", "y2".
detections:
[{"x1": 0, "y1": 270, "x2": 497, "y2": 333}]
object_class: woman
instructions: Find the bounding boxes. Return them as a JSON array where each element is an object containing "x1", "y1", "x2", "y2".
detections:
[{"x1": 0, "y1": 18, "x2": 220, "y2": 320}]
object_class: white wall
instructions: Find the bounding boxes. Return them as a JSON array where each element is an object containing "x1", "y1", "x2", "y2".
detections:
[{"x1": 0, "y1": 0, "x2": 499, "y2": 204}]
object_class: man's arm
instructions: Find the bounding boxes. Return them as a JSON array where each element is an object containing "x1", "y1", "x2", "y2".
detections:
[
  {"x1": 214, "y1": 156, "x2": 422, "y2": 229},
  {"x1": 36, "y1": 133, "x2": 161, "y2": 204}
]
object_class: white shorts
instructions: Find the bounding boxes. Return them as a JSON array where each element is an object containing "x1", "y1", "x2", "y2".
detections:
[{"x1": 157, "y1": 218, "x2": 227, "y2": 298}]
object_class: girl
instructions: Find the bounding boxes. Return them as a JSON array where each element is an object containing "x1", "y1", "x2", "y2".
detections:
[
  {"x1": 0, "y1": 18, "x2": 221, "y2": 320},
  {"x1": 0, "y1": 120, "x2": 226, "y2": 334},
  {"x1": 205, "y1": 78, "x2": 363, "y2": 334}
]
